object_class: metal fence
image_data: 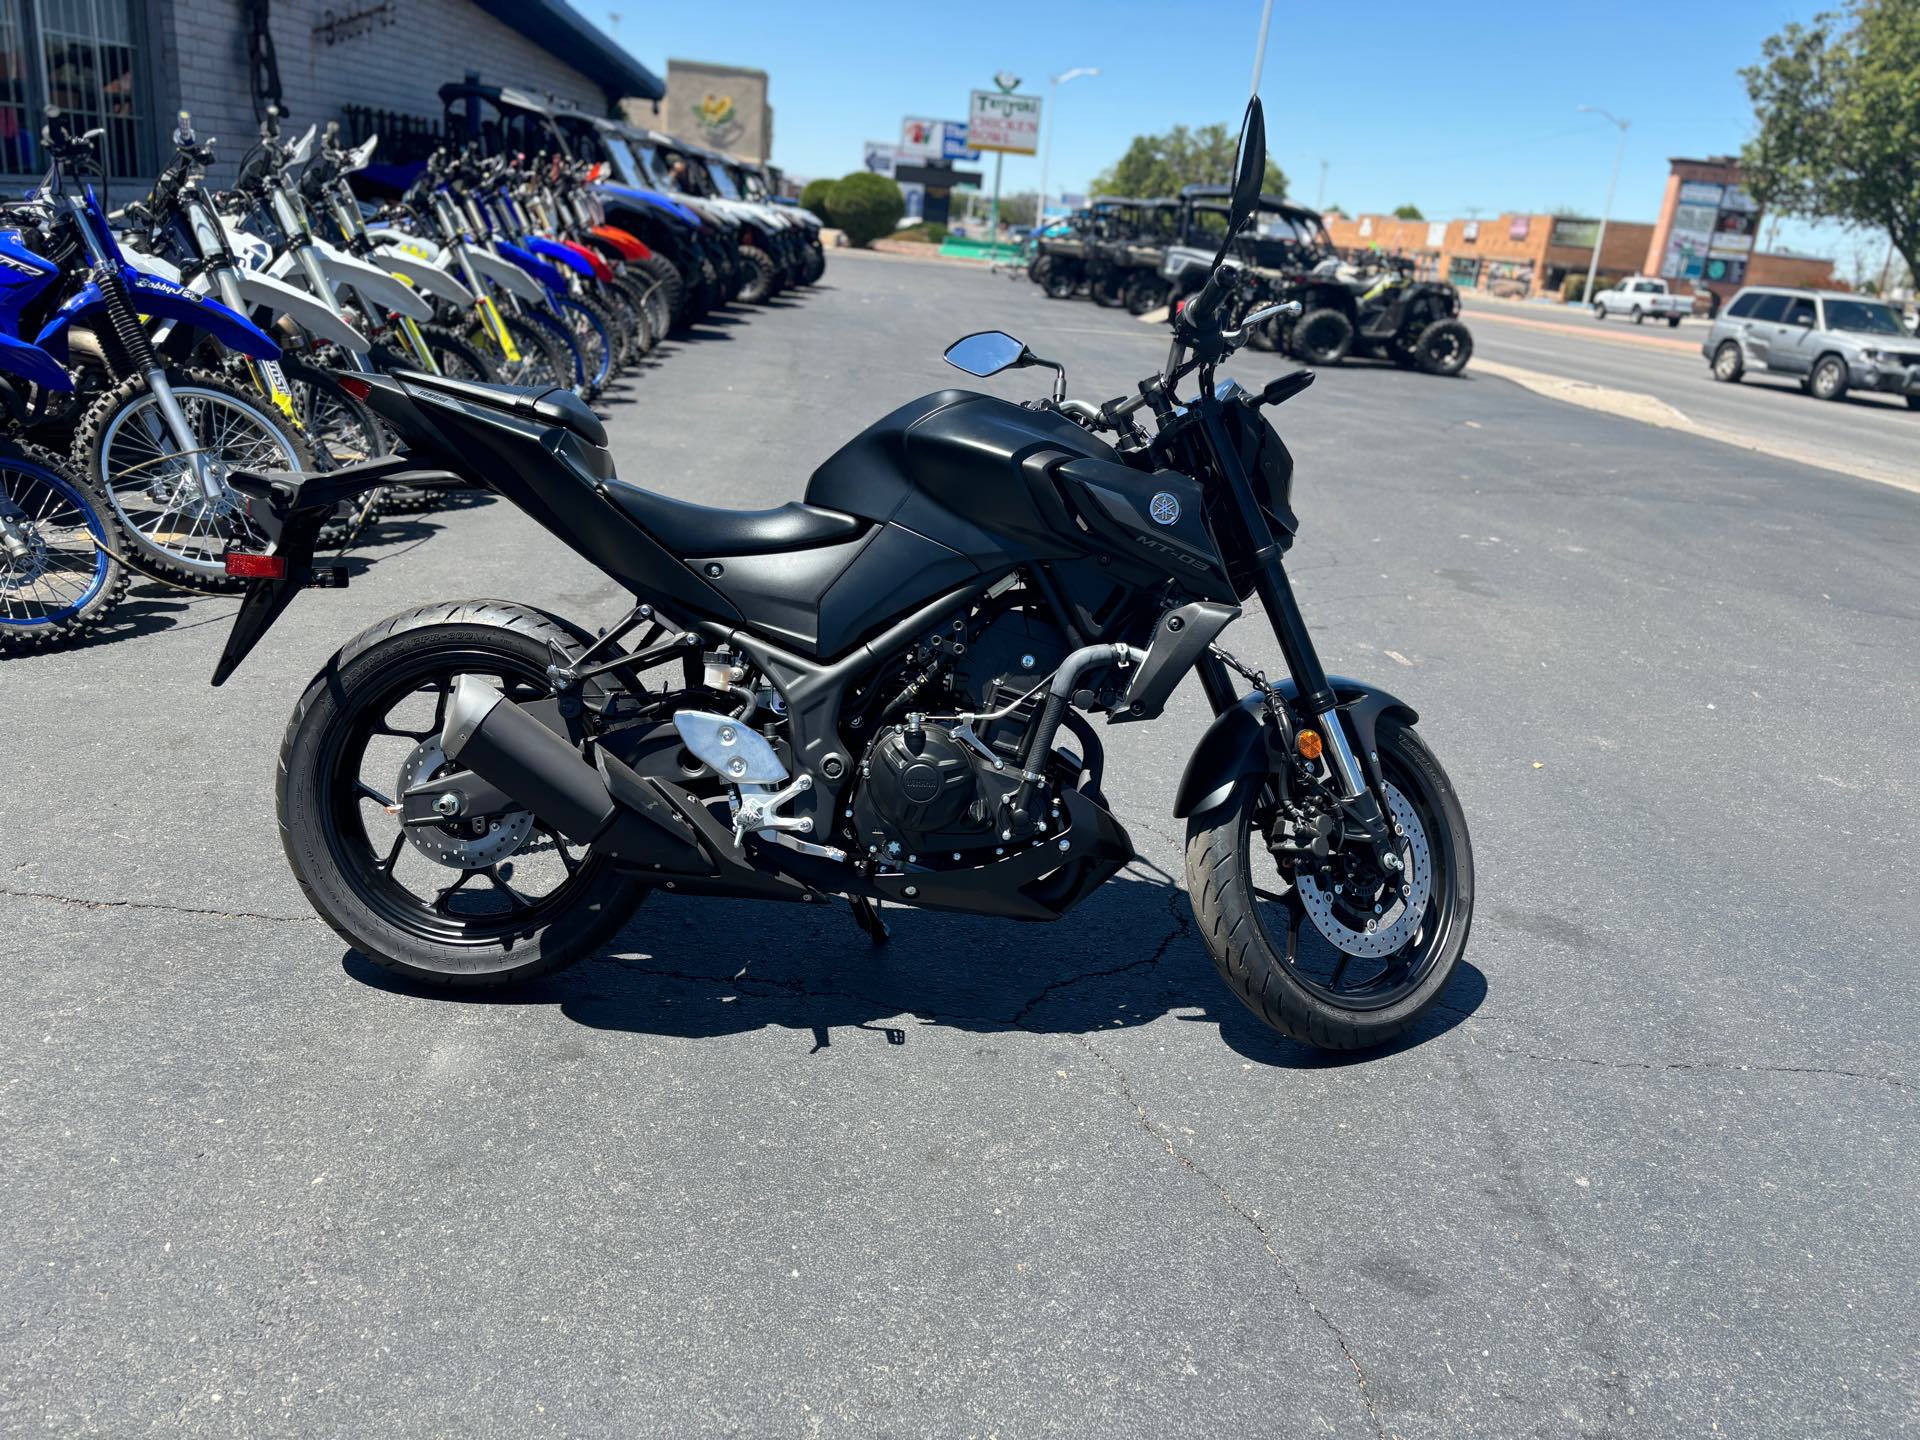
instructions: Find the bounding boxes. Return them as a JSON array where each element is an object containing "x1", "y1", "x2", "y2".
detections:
[{"x1": 340, "y1": 105, "x2": 446, "y2": 165}]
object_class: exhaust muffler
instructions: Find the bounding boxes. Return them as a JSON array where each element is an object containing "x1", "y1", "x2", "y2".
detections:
[{"x1": 440, "y1": 676, "x2": 712, "y2": 872}]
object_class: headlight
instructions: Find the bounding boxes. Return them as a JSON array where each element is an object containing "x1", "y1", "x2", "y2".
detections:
[{"x1": 1864, "y1": 349, "x2": 1889, "y2": 362}]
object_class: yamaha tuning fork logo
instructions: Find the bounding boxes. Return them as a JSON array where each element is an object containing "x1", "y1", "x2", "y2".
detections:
[{"x1": 1149, "y1": 491, "x2": 1180, "y2": 526}]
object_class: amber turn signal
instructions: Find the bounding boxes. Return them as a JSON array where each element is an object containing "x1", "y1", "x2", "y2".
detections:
[{"x1": 1296, "y1": 729, "x2": 1324, "y2": 761}]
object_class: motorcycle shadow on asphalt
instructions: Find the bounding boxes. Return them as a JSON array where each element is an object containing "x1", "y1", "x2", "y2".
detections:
[{"x1": 340, "y1": 863, "x2": 1487, "y2": 1069}]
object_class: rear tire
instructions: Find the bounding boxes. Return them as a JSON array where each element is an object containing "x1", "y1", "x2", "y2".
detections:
[
  {"x1": 277, "y1": 600, "x2": 646, "y2": 988},
  {"x1": 1905, "y1": 394, "x2": 1919, "y2": 411},
  {"x1": 1185, "y1": 718, "x2": 1473, "y2": 1050},
  {"x1": 1292, "y1": 308, "x2": 1354, "y2": 365}
]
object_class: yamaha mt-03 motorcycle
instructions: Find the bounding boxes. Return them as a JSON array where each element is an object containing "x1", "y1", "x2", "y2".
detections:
[{"x1": 214, "y1": 97, "x2": 1473, "y2": 1051}]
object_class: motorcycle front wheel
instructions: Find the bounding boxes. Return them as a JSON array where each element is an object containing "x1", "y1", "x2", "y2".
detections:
[
  {"x1": 1185, "y1": 716, "x2": 1473, "y2": 1050},
  {"x1": 75, "y1": 366, "x2": 311, "y2": 591},
  {"x1": 277, "y1": 600, "x2": 645, "y2": 988}
]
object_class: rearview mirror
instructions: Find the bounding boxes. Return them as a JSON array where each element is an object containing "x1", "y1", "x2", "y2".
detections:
[
  {"x1": 944, "y1": 330, "x2": 1032, "y2": 378},
  {"x1": 1228, "y1": 95, "x2": 1267, "y2": 235}
]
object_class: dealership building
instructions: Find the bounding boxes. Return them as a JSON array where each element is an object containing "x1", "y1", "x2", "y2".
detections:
[
  {"x1": 1325, "y1": 156, "x2": 1836, "y2": 301},
  {"x1": 1, "y1": 0, "x2": 662, "y2": 186}
]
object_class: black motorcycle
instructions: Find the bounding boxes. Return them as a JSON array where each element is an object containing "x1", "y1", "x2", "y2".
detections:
[{"x1": 211, "y1": 98, "x2": 1473, "y2": 1051}]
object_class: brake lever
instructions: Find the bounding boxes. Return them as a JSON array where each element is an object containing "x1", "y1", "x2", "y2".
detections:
[{"x1": 1223, "y1": 300, "x2": 1303, "y2": 348}]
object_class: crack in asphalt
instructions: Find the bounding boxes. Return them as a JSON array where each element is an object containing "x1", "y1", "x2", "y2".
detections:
[
  {"x1": 1070, "y1": 1028, "x2": 1388, "y2": 1440},
  {"x1": 0, "y1": 885, "x2": 317, "y2": 926},
  {"x1": 1497, "y1": 1047, "x2": 1911, "y2": 1091}
]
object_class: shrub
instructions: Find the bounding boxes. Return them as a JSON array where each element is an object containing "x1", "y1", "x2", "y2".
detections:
[
  {"x1": 893, "y1": 222, "x2": 949, "y2": 244},
  {"x1": 825, "y1": 172, "x2": 905, "y2": 247},
  {"x1": 1562, "y1": 273, "x2": 1589, "y2": 302},
  {"x1": 800, "y1": 178, "x2": 836, "y2": 223}
]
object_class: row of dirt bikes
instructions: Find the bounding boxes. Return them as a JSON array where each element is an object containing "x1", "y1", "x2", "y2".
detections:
[
  {"x1": 1027, "y1": 187, "x2": 1474, "y2": 377},
  {"x1": 0, "y1": 82, "x2": 824, "y2": 652}
]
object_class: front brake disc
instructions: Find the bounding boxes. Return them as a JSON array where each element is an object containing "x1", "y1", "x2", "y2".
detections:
[{"x1": 1295, "y1": 781, "x2": 1432, "y2": 958}]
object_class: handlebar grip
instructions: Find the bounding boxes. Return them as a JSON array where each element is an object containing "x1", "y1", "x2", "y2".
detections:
[{"x1": 1183, "y1": 267, "x2": 1233, "y2": 331}]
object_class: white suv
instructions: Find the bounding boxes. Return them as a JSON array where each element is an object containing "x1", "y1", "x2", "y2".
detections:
[{"x1": 1703, "y1": 287, "x2": 1920, "y2": 408}]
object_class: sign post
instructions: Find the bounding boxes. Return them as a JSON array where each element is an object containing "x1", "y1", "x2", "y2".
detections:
[{"x1": 969, "y1": 80, "x2": 1041, "y2": 254}]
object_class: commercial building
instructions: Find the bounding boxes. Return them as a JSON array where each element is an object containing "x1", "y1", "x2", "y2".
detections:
[
  {"x1": 655, "y1": 59, "x2": 773, "y2": 163},
  {"x1": 0, "y1": 0, "x2": 660, "y2": 185},
  {"x1": 1326, "y1": 156, "x2": 1836, "y2": 302}
]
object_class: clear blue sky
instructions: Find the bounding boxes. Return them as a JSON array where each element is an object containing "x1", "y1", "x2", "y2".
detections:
[{"x1": 582, "y1": 0, "x2": 1876, "y2": 273}]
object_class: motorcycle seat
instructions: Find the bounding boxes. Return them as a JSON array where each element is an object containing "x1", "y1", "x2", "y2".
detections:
[{"x1": 602, "y1": 481, "x2": 865, "y2": 559}]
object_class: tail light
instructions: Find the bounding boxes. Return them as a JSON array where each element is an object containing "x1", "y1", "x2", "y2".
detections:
[
  {"x1": 338, "y1": 375, "x2": 373, "y2": 400},
  {"x1": 224, "y1": 551, "x2": 287, "y2": 579}
]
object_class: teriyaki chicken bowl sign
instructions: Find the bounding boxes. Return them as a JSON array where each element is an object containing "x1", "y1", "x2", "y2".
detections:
[{"x1": 967, "y1": 91, "x2": 1042, "y2": 155}]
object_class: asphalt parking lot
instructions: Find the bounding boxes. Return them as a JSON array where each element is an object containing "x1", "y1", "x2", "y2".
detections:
[{"x1": 2, "y1": 252, "x2": 1914, "y2": 1438}]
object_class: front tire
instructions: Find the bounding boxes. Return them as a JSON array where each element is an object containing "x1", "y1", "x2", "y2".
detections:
[
  {"x1": 1711, "y1": 340, "x2": 1744, "y2": 383},
  {"x1": 0, "y1": 442, "x2": 129, "y2": 650},
  {"x1": 75, "y1": 365, "x2": 311, "y2": 591},
  {"x1": 1185, "y1": 717, "x2": 1474, "y2": 1050},
  {"x1": 277, "y1": 600, "x2": 645, "y2": 988},
  {"x1": 1292, "y1": 307, "x2": 1354, "y2": 365},
  {"x1": 1414, "y1": 318, "x2": 1473, "y2": 376},
  {"x1": 737, "y1": 245, "x2": 778, "y2": 304},
  {"x1": 1810, "y1": 355, "x2": 1849, "y2": 402}
]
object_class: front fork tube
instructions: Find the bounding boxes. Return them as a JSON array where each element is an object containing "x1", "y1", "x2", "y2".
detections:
[
  {"x1": 1203, "y1": 403, "x2": 1401, "y2": 874},
  {"x1": 144, "y1": 368, "x2": 224, "y2": 504},
  {"x1": 393, "y1": 314, "x2": 441, "y2": 373}
]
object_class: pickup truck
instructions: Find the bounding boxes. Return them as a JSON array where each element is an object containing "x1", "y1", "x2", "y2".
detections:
[{"x1": 1591, "y1": 276, "x2": 1690, "y2": 326}]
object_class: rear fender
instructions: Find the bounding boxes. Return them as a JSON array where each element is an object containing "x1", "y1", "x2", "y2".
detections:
[{"x1": 1172, "y1": 677, "x2": 1418, "y2": 817}]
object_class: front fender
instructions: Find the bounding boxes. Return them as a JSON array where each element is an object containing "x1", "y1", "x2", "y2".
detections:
[
  {"x1": 37, "y1": 269, "x2": 281, "y2": 362},
  {"x1": 495, "y1": 240, "x2": 568, "y2": 295},
  {"x1": 527, "y1": 235, "x2": 603, "y2": 282},
  {"x1": 1172, "y1": 676, "x2": 1418, "y2": 818}
]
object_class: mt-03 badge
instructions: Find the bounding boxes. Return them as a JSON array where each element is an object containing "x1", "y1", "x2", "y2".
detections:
[{"x1": 1149, "y1": 491, "x2": 1180, "y2": 526}]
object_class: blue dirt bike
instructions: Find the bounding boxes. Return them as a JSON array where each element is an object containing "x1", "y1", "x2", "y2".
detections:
[{"x1": 0, "y1": 220, "x2": 127, "y2": 648}]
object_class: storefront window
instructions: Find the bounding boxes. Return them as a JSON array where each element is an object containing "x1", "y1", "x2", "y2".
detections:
[
  {"x1": 1449, "y1": 256, "x2": 1481, "y2": 288},
  {"x1": 0, "y1": 0, "x2": 148, "y2": 176}
]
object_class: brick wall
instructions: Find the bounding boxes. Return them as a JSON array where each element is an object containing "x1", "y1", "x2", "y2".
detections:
[
  {"x1": 152, "y1": 0, "x2": 606, "y2": 184},
  {"x1": 1324, "y1": 212, "x2": 1657, "y2": 298}
]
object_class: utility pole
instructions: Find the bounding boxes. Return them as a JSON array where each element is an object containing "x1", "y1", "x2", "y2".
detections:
[
  {"x1": 1037, "y1": 67, "x2": 1097, "y2": 226},
  {"x1": 1579, "y1": 105, "x2": 1630, "y2": 304}
]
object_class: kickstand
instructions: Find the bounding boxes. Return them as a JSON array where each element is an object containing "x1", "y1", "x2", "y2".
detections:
[{"x1": 849, "y1": 896, "x2": 891, "y2": 945}]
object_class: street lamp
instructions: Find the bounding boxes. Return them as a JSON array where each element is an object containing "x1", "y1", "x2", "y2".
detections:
[
  {"x1": 1579, "y1": 105, "x2": 1630, "y2": 307},
  {"x1": 1038, "y1": 66, "x2": 1099, "y2": 227}
]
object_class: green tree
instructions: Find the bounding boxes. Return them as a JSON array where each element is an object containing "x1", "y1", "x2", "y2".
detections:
[
  {"x1": 800, "y1": 177, "x2": 836, "y2": 223},
  {"x1": 1741, "y1": 0, "x2": 1920, "y2": 284},
  {"x1": 1090, "y1": 122, "x2": 1288, "y2": 199},
  {"x1": 825, "y1": 171, "x2": 905, "y2": 247},
  {"x1": 1392, "y1": 203, "x2": 1425, "y2": 220}
]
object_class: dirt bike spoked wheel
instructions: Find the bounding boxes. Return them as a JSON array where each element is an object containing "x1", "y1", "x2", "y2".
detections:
[
  {"x1": 0, "y1": 442, "x2": 129, "y2": 650},
  {"x1": 465, "y1": 311, "x2": 568, "y2": 391},
  {"x1": 283, "y1": 359, "x2": 386, "y2": 471},
  {"x1": 557, "y1": 295, "x2": 618, "y2": 391},
  {"x1": 75, "y1": 365, "x2": 312, "y2": 591},
  {"x1": 1186, "y1": 716, "x2": 1473, "y2": 1049},
  {"x1": 277, "y1": 602, "x2": 642, "y2": 987}
]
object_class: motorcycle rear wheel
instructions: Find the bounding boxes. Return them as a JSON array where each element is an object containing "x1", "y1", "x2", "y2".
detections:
[
  {"x1": 1185, "y1": 717, "x2": 1473, "y2": 1050},
  {"x1": 277, "y1": 600, "x2": 644, "y2": 988}
]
